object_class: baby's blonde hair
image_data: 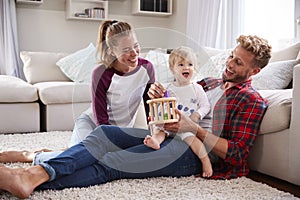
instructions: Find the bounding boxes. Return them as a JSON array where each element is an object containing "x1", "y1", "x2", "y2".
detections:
[{"x1": 168, "y1": 46, "x2": 197, "y2": 70}]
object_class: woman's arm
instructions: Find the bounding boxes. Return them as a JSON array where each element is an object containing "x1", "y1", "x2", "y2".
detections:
[
  {"x1": 147, "y1": 82, "x2": 166, "y2": 99},
  {"x1": 91, "y1": 66, "x2": 110, "y2": 126}
]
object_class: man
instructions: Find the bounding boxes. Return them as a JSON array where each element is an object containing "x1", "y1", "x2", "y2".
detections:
[{"x1": 0, "y1": 35, "x2": 271, "y2": 199}]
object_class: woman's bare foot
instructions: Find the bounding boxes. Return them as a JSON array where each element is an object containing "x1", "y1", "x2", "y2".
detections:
[
  {"x1": 201, "y1": 156, "x2": 213, "y2": 178},
  {"x1": 143, "y1": 135, "x2": 161, "y2": 150},
  {"x1": 0, "y1": 150, "x2": 35, "y2": 163},
  {"x1": 0, "y1": 164, "x2": 49, "y2": 199}
]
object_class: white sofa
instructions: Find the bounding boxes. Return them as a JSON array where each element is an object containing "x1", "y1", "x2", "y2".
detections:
[
  {"x1": 0, "y1": 42, "x2": 299, "y2": 186},
  {"x1": 20, "y1": 51, "x2": 92, "y2": 131},
  {"x1": 0, "y1": 75, "x2": 39, "y2": 133}
]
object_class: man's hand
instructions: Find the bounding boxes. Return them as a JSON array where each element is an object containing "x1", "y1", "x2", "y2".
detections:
[
  {"x1": 163, "y1": 109, "x2": 198, "y2": 134},
  {"x1": 147, "y1": 82, "x2": 166, "y2": 99}
]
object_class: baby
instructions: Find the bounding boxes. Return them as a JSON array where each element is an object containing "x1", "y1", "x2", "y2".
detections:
[{"x1": 144, "y1": 46, "x2": 212, "y2": 177}]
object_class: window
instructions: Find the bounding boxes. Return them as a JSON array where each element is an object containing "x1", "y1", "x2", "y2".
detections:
[{"x1": 242, "y1": 0, "x2": 295, "y2": 50}]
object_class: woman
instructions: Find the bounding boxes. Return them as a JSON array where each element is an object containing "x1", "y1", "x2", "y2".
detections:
[{"x1": 0, "y1": 20, "x2": 155, "y2": 164}]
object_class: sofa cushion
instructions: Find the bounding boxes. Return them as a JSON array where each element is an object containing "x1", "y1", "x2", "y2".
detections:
[
  {"x1": 270, "y1": 42, "x2": 300, "y2": 62},
  {"x1": 194, "y1": 50, "x2": 231, "y2": 81},
  {"x1": 252, "y1": 59, "x2": 300, "y2": 90},
  {"x1": 258, "y1": 89, "x2": 292, "y2": 134},
  {"x1": 56, "y1": 43, "x2": 98, "y2": 83},
  {"x1": 21, "y1": 51, "x2": 70, "y2": 84},
  {"x1": 0, "y1": 75, "x2": 38, "y2": 102},
  {"x1": 144, "y1": 47, "x2": 230, "y2": 84},
  {"x1": 34, "y1": 82, "x2": 91, "y2": 105},
  {"x1": 145, "y1": 49, "x2": 174, "y2": 84}
]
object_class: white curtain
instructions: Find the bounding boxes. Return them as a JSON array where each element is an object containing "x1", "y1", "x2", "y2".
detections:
[
  {"x1": 0, "y1": 0, "x2": 24, "y2": 78},
  {"x1": 186, "y1": 0, "x2": 244, "y2": 49}
]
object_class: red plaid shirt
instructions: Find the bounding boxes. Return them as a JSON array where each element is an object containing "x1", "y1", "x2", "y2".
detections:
[{"x1": 198, "y1": 78, "x2": 268, "y2": 179}]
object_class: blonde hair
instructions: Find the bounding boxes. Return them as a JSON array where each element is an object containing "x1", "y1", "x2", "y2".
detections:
[
  {"x1": 168, "y1": 46, "x2": 197, "y2": 70},
  {"x1": 97, "y1": 20, "x2": 133, "y2": 68},
  {"x1": 237, "y1": 35, "x2": 272, "y2": 69}
]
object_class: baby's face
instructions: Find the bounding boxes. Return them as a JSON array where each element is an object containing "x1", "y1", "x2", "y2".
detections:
[{"x1": 171, "y1": 58, "x2": 195, "y2": 85}]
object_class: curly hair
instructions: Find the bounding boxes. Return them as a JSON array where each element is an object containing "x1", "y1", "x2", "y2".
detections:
[{"x1": 237, "y1": 35, "x2": 272, "y2": 69}]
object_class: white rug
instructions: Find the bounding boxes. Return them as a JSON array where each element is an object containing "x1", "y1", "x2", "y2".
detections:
[{"x1": 0, "y1": 131, "x2": 298, "y2": 200}]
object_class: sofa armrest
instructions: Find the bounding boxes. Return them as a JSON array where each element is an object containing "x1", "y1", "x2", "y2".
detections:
[
  {"x1": 289, "y1": 63, "x2": 300, "y2": 185},
  {"x1": 290, "y1": 64, "x2": 300, "y2": 131}
]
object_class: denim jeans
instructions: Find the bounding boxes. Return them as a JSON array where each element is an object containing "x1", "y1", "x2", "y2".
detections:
[
  {"x1": 37, "y1": 125, "x2": 202, "y2": 190},
  {"x1": 34, "y1": 113, "x2": 96, "y2": 166}
]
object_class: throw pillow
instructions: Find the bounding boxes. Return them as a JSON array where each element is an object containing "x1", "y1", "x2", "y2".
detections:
[
  {"x1": 21, "y1": 51, "x2": 70, "y2": 84},
  {"x1": 270, "y1": 42, "x2": 300, "y2": 62},
  {"x1": 252, "y1": 59, "x2": 300, "y2": 90},
  {"x1": 144, "y1": 49, "x2": 174, "y2": 84},
  {"x1": 56, "y1": 43, "x2": 98, "y2": 83},
  {"x1": 193, "y1": 50, "x2": 231, "y2": 81}
]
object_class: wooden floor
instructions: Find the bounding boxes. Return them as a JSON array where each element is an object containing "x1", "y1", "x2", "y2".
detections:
[{"x1": 247, "y1": 171, "x2": 300, "y2": 198}]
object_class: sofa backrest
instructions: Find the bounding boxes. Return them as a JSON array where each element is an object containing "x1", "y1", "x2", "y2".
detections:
[{"x1": 20, "y1": 42, "x2": 300, "y2": 86}]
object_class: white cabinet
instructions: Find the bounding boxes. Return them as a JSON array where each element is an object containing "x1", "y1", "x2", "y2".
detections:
[
  {"x1": 66, "y1": 0, "x2": 108, "y2": 21},
  {"x1": 132, "y1": 0, "x2": 172, "y2": 16}
]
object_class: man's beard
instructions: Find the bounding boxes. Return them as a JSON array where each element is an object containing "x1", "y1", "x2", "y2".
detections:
[{"x1": 222, "y1": 72, "x2": 248, "y2": 83}]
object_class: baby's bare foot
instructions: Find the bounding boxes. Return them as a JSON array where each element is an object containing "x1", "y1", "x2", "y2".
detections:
[
  {"x1": 143, "y1": 135, "x2": 160, "y2": 150},
  {"x1": 0, "y1": 150, "x2": 35, "y2": 163},
  {"x1": 201, "y1": 157, "x2": 213, "y2": 178}
]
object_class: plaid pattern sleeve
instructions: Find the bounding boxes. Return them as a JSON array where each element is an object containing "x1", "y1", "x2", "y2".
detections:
[{"x1": 211, "y1": 79, "x2": 268, "y2": 179}]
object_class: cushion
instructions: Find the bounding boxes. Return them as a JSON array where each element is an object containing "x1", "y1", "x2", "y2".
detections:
[
  {"x1": 193, "y1": 50, "x2": 230, "y2": 81},
  {"x1": 34, "y1": 82, "x2": 91, "y2": 105},
  {"x1": 145, "y1": 48, "x2": 229, "y2": 84},
  {"x1": 21, "y1": 51, "x2": 70, "y2": 84},
  {"x1": 270, "y1": 42, "x2": 300, "y2": 62},
  {"x1": 258, "y1": 89, "x2": 292, "y2": 134},
  {"x1": 251, "y1": 59, "x2": 300, "y2": 90},
  {"x1": 144, "y1": 49, "x2": 174, "y2": 84},
  {"x1": 56, "y1": 43, "x2": 98, "y2": 83},
  {"x1": 194, "y1": 47, "x2": 225, "y2": 70},
  {"x1": 203, "y1": 46, "x2": 227, "y2": 57},
  {"x1": 0, "y1": 75, "x2": 38, "y2": 102}
]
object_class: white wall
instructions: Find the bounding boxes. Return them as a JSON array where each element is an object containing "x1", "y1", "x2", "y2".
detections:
[{"x1": 16, "y1": 0, "x2": 188, "y2": 53}]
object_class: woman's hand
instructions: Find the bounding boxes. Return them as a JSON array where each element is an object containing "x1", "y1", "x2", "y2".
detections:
[
  {"x1": 147, "y1": 82, "x2": 166, "y2": 99},
  {"x1": 163, "y1": 109, "x2": 198, "y2": 134}
]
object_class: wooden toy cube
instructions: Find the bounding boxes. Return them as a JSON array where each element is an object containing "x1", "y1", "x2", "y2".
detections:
[{"x1": 147, "y1": 97, "x2": 178, "y2": 134}]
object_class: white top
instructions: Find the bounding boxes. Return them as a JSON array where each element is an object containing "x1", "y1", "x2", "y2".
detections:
[{"x1": 165, "y1": 82, "x2": 210, "y2": 120}]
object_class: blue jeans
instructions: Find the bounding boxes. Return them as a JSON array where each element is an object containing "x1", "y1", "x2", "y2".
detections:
[
  {"x1": 34, "y1": 113, "x2": 96, "y2": 165},
  {"x1": 37, "y1": 125, "x2": 202, "y2": 190}
]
